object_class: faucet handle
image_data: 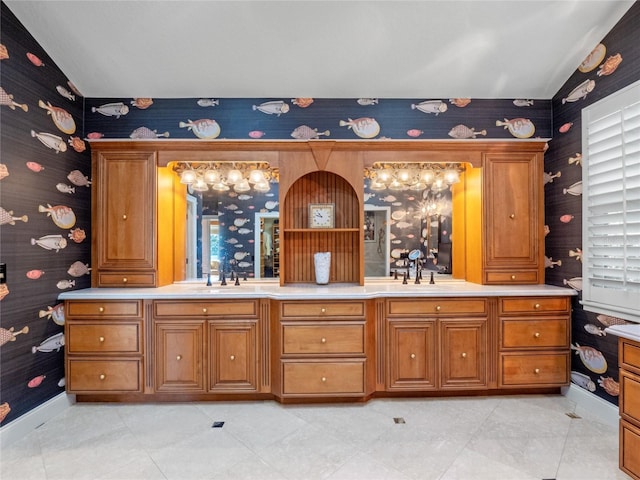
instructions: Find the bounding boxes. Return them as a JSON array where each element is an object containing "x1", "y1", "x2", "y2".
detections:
[{"x1": 402, "y1": 272, "x2": 408, "y2": 285}]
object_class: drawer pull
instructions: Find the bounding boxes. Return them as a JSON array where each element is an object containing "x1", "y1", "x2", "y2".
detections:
[
  {"x1": 321, "y1": 377, "x2": 327, "y2": 382},
  {"x1": 98, "y1": 307, "x2": 105, "y2": 313},
  {"x1": 230, "y1": 355, "x2": 235, "y2": 360},
  {"x1": 321, "y1": 337, "x2": 327, "y2": 344},
  {"x1": 122, "y1": 214, "x2": 127, "y2": 220},
  {"x1": 534, "y1": 303, "x2": 541, "y2": 309},
  {"x1": 122, "y1": 277, "x2": 128, "y2": 284},
  {"x1": 99, "y1": 374, "x2": 106, "y2": 380},
  {"x1": 435, "y1": 305, "x2": 441, "y2": 312},
  {"x1": 534, "y1": 368, "x2": 540, "y2": 374},
  {"x1": 461, "y1": 352, "x2": 467, "y2": 358},
  {"x1": 176, "y1": 355, "x2": 182, "y2": 361},
  {"x1": 534, "y1": 332, "x2": 541, "y2": 338},
  {"x1": 509, "y1": 214, "x2": 515, "y2": 219},
  {"x1": 99, "y1": 336, "x2": 105, "y2": 343},
  {"x1": 202, "y1": 308, "x2": 208, "y2": 314},
  {"x1": 321, "y1": 308, "x2": 326, "y2": 313},
  {"x1": 410, "y1": 353, "x2": 416, "y2": 359},
  {"x1": 511, "y1": 275, "x2": 516, "y2": 280}
]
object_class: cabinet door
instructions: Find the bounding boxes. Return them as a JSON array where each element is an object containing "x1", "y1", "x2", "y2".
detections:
[
  {"x1": 209, "y1": 322, "x2": 257, "y2": 392},
  {"x1": 95, "y1": 151, "x2": 155, "y2": 270},
  {"x1": 387, "y1": 321, "x2": 436, "y2": 390},
  {"x1": 155, "y1": 322, "x2": 204, "y2": 392},
  {"x1": 440, "y1": 319, "x2": 487, "y2": 389},
  {"x1": 483, "y1": 153, "x2": 541, "y2": 271}
]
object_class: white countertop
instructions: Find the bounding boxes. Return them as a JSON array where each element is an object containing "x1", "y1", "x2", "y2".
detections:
[
  {"x1": 58, "y1": 279, "x2": 577, "y2": 301},
  {"x1": 605, "y1": 324, "x2": 640, "y2": 342}
]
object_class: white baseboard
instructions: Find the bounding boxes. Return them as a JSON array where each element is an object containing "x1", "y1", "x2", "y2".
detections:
[
  {"x1": 562, "y1": 384, "x2": 619, "y2": 428},
  {"x1": 0, "y1": 393, "x2": 75, "y2": 447}
]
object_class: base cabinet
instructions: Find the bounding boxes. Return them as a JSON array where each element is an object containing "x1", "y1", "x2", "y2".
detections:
[
  {"x1": 619, "y1": 337, "x2": 640, "y2": 480},
  {"x1": 209, "y1": 322, "x2": 257, "y2": 392},
  {"x1": 155, "y1": 321, "x2": 205, "y2": 392}
]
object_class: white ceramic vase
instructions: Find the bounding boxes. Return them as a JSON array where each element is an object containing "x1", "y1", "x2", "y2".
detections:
[{"x1": 314, "y1": 252, "x2": 331, "y2": 285}]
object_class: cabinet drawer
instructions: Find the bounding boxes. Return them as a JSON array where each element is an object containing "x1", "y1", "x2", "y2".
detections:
[
  {"x1": 283, "y1": 361, "x2": 364, "y2": 395},
  {"x1": 67, "y1": 359, "x2": 142, "y2": 392},
  {"x1": 500, "y1": 352, "x2": 569, "y2": 386},
  {"x1": 97, "y1": 272, "x2": 156, "y2": 287},
  {"x1": 387, "y1": 298, "x2": 487, "y2": 316},
  {"x1": 280, "y1": 302, "x2": 365, "y2": 319},
  {"x1": 501, "y1": 318, "x2": 569, "y2": 349},
  {"x1": 621, "y1": 369, "x2": 640, "y2": 424},
  {"x1": 500, "y1": 297, "x2": 570, "y2": 315},
  {"x1": 621, "y1": 419, "x2": 640, "y2": 480},
  {"x1": 154, "y1": 300, "x2": 258, "y2": 318},
  {"x1": 66, "y1": 300, "x2": 142, "y2": 318},
  {"x1": 621, "y1": 340, "x2": 640, "y2": 374},
  {"x1": 283, "y1": 324, "x2": 364, "y2": 355},
  {"x1": 67, "y1": 322, "x2": 142, "y2": 354},
  {"x1": 485, "y1": 271, "x2": 539, "y2": 284}
]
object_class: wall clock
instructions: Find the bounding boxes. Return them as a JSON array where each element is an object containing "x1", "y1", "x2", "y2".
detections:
[{"x1": 309, "y1": 203, "x2": 335, "y2": 228}]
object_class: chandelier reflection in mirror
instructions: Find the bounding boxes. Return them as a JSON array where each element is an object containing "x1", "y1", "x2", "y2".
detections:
[
  {"x1": 173, "y1": 162, "x2": 279, "y2": 193},
  {"x1": 364, "y1": 163, "x2": 463, "y2": 192}
]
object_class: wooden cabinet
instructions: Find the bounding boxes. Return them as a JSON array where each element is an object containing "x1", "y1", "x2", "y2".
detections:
[
  {"x1": 385, "y1": 298, "x2": 488, "y2": 391},
  {"x1": 273, "y1": 300, "x2": 372, "y2": 399},
  {"x1": 618, "y1": 337, "x2": 640, "y2": 480},
  {"x1": 153, "y1": 299, "x2": 264, "y2": 393},
  {"x1": 279, "y1": 147, "x2": 364, "y2": 286},
  {"x1": 462, "y1": 151, "x2": 544, "y2": 285},
  {"x1": 498, "y1": 297, "x2": 570, "y2": 387},
  {"x1": 91, "y1": 147, "x2": 183, "y2": 287},
  {"x1": 65, "y1": 300, "x2": 144, "y2": 394}
]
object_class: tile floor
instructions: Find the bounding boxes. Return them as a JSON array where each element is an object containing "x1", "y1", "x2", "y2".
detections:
[{"x1": 0, "y1": 394, "x2": 630, "y2": 480}]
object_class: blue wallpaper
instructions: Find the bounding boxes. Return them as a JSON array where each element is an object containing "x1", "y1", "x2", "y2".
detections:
[
  {"x1": 0, "y1": 3, "x2": 91, "y2": 425},
  {"x1": 545, "y1": 1, "x2": 640, "y2": 405}
]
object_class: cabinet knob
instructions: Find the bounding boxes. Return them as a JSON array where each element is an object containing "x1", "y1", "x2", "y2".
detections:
[
  {"x1": 534, "y1": 303, "x2": 541, "y2": 309},
  {"x1": 509, "y1": 214, "x2": 515, "y2": 219},
  {"x1": 230, "y1": 355, "x2": 235, "y2": 361},
  {"x1": 122, "y1": 214, "x2": 127, "y2": 220},
  {"x1": 534, "y1": 368, "x2": 540, "y2": 374},
  {"x1": 202, "y1": 308, "x2": 207, "y2": 314},
  {"x1": 435, "y1": 305, "x2": 441, "y2": 312},
  {"x1": 410, "y1": 353, "x2": 416, "y2": 359},
  {"x1": 511, "y1": 275, "x2": 516, "y2": 280},
  {"x1": 98, "y1": 307, "x2": 104, "y2": 313},
  {"x1": 321, "y1": 308, "x2": 326, "y2": 313},
  {"x1": 122, "y1": 277, "x2": 128, "y2": 283},
  {"x1": 99, "y1": 374, "x2": 106, "y2": 380},
  {"x1": 534, "y1": 332, "x2": 541, "y2": 338},
  {"x1": 321, "y1": 337, "x2": 327, "y2": 344},
  {"x1": 99, "y1": 336, "x2": 105, "y2": 343},
  {"x1": 321, "y1": 377, "x2": 327, "y2": 382},
  {"x1": 176, "y1": 355, "x2": 182, "y2": 361},
  {"x1": 461, "y1": 352, "x2": 467, "y2": 358}
]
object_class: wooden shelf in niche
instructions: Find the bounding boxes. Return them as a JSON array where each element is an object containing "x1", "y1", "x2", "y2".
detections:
[{"x1": 282, "y1": 170, "x2": 363, "y2": 285}]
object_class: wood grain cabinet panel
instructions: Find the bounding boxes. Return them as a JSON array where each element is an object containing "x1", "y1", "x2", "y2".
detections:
[
  {"x1": 283, "y1": 361, "x2": 365, "y2": 395},
  {"x1": 387, "y1": 321, "x2": 436, "y2": 390},
  {"x1": 67, "y1": 359, "x2": 142, "y2": 393},
  {"x1": 209, "y1": 322, "x2": 257, "y2": 392},
  {"x1": 67, "y1": 322, "x2": 142, "y2": 354},
  {"x1": 155, "y1": 321, "x2": 205, "y2": 392},
  {"x1": 619, "y1": 338, "x2": 640, "y2": 480},
  {"x1": 283, "y1": 324, "x2": 364, "y2": 355},
  {"x1": 440, "y1": 319, "x2": 487, "y2": 389}
]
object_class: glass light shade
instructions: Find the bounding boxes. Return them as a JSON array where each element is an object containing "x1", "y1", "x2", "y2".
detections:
[
  {"x1": 420, "y1": 169, "x2": 435, "y2": 184},
  {"x1": 203, "y1": 168, "x2": 220, "y2": 183},
  {"x1": 378, "y1": 169, "x2": 393, "y2": 183},
  {"x1": 432, "y1": 176, "x2": 444, "y2": 191},
  {"x1": 180, "y1": 169, "x2": 197, "y2": 184},
  {"x1": 397, "y1": 169, "x2": 412, "y2": 182},
  {"x1": 212, "y1": 181, "x2": 230, "y2": 191},
  {"x1": 389, "y1": 179, "x2": 405, "y2": 191},
  {"x1": 409, "y1": 182, "x2": 427, "y2": 191},
  {"x1": 254, "y1": 180, "x2": 270, "y2": 192},
  {"x1": 248, "y1": 169, "x2": 266, "y2": 184},
  {"x1": 444, "y1": 168, "x2": 460, "y2": 184},
  {"x1": 192, "y1": 177, "x2": 209, "y2": 192},
  {"x1": 226, "y1": 169, "x2": 243, "y2": 184},
  {"x1": 369, "y1": 180, "x2": 387, "y2": 191},
  {"x1": 234, "y1": 179, "x2": 251, "y2": 192}
]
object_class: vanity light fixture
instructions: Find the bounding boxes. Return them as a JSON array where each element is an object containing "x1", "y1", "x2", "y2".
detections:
[
  {"x1": 365, "y1": 163, "x2": 463, "y2": 192},
  {"x1": 173, "y1": 162, "x2": 278, "y2": 193}
]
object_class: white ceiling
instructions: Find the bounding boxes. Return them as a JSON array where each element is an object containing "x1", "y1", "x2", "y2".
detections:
[{"x1": 6, "y1": 1, "x2": 636, "y2": 99}]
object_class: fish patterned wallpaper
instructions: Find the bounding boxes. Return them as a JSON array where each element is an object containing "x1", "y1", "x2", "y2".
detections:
[
  {"x1": 545, "y1": 0, "x2": 640, "y2": 406},
  {"x1": 2, "y1": 1, "x2": 639, "y2": 429},
  {"x1": 0, "y1": 3, "x2": 91, "y2": 426}
]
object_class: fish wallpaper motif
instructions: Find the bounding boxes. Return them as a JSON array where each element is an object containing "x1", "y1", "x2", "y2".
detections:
[
  {"x1": 1, "y1": 0, "x2": 640, "y2": 429},
  {"x1": 0, "y1": 2, "x2": 91, "y2": 426},
  {"x1": 545, "y1": 1, "x2": 640, "y2": 406}
]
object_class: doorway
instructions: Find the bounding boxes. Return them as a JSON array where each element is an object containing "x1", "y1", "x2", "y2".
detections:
[{"x1": 254, "y1": 212, "x2": 280, "y2": 279}]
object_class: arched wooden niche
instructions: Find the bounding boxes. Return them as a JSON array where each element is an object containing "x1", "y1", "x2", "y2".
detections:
[{"x1": 281, "y1": 170, "x2": 364, "y2": 285}]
